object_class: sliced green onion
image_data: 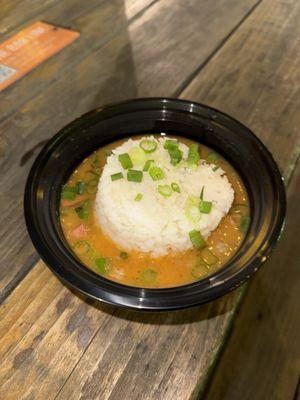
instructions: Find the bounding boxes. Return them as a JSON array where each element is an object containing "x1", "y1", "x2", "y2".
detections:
[
  {"x1": 129, "y1": 147, "x2": 146, "y2": 167},
  {"x1": 75, "y1": 207, "x2": 89, "y2": 220},
  {"x1": 140, "y1": 269, "x2": 157, "y2": 283},
  {"x1": 111, "y1": 172, "x2": 123, "y2": 181},
  {"x1": 73, "y1": 240, "x2": 91, "y2": 255},
  {"x1": 118, "y1": 153, "x2": 133, "y2": 169},
  {"x1": 199, "y1": 200, "x2": 212, "y2": 214},
  {"x1": 75, "y1": 200, "x2": 90, "y2": 220},
  {"x1": 200, "y1": 186, "x2": 204, "y2": 200},
  {"x1": 240, "y1": 215, "x2": 251, "y2": 234},
  {"x1": 120, "y1": 251, "x2": 128, "y2": 260},
  {"x1": 206, "y1": 153, "x2": 219, "y2": 164},
  {"x1": 143, "y1": 159, "x2": 154, "y2": 171},
  {"x1": 127, "y1": 169, "x2": 143, "y2": 182},
  {"x1": 140, "y1": 139, "x2": 157, "y2": 153},
  {"x1": 163, "y1": 139, "x2": 178, "y2": 150},
  {"x1": 185, "y1": 196, "x2": 201, "y2": 223},
  {"x1": 187, "y1": 143, "x2": 200, "y2": 166},
  {"x1": 149, "y1": 166, "x2": 165, "y2": 181},
  {"x1": 200, "y1": 248, "x2": 218, "y2": 265},
  {"x1": 230, "y1": 204, "x2": 249, "y2": 215},
  {"x1": 87, "y1": 170, "x2": 100, "y2": 178},
  {"x1": 61, "y1": 186, "x2": 77, "y2": 200},
  {"x1": 168, "y1": 147, "x2": 183, "y2": 166},
  {"x1": 163, "y1": 139, "x2": 183, "y2": 166},
  {"x1": 135, "y1": 193, "x2": 143, "y2": 201},
  {"x1": 92, "y1": 153, "x2": 100, "y2": 165},
  {"x1": 171, "y1": 182, "x2": 181, "y2": 193},
  {"x1": 86, "y1": 179, "x2": 98, "y2": 194},
  {"x1": 212, "y1": 165, "x2": 219, "y2": 172},
  {"x1": 189, "y1": 230, "x2": 206, "y2": 249},
  {"x1": 104, "y1": 148, "x2": 112, "y2": 156},
  {"x1": 76, "y1": 181, "x2": 86, "y2": 195},
  {"x1": 157, "y1": 185, "x2": 172, "y2": 197},
  {"x1": 191, "y1": 261, "x2": 209, "y2": 280},
  {"x1": 95, "y1": 257, "x2": 111, "y2": 275}
]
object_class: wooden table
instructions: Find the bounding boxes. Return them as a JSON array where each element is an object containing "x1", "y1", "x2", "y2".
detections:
[{"x1": 0, "y1": 1, "x2": 299, "y2": 399}]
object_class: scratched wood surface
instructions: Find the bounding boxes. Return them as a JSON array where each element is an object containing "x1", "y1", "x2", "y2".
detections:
[{"x1": 0, "y1": 0, "x2": 299, "y2": 399}]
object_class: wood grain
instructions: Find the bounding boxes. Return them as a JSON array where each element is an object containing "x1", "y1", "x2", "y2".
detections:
[
  {"x1": 0, "y1": 0, "x2": 300, "y2": 398},
  {"x1": 181, "y1": 0, "x2": 300, "y2": 176},
  {"x1": 0, "y1": 0, "x2": 259, "y2": 300},
  {"x1": 0, "y1": 260, "x2": 244, "y2": 400},
  {"x1": 0, "y1": 0, "x2": 156, "y2": 120},
  {"x1": 204, "y1": 162, "x2": 300, "y2": 400}
]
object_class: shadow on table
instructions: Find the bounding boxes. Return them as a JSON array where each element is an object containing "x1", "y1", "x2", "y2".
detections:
[{"x1": 67, "y1": 284, "x2": 241, "y2": 326}]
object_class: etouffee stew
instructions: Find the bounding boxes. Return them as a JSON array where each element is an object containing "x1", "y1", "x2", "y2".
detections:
[{"x1": 59, "y1": 136, "x2": 250, "y2": 288}]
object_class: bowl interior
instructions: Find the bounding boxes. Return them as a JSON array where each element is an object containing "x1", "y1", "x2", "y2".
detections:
[{"x1": 25, "y1": 98, "x2": 286, "y2": 310}]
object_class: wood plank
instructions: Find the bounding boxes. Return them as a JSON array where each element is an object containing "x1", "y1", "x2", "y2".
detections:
[
  {"x1": 0, "y1": 263, "x2": 114, "y2": 400},
  {"x1": 0, "y1": 0, "x2": 156, "y2": 120},
  {"x1": 0, "y1": 259, "x2": 244, "y2": 400},
  {"x1": 0, "y1": 0, "x2": 59, "y2": 37},
  {"x1": 1, "y1": 0, "x2": 300, "y2": 398},
  {"x1": 203, "y1": 163, "x2": 300, "y2": 400},
  {"x1": 181, "y1": 0, "x2": 300, "y2": 176},
  {"x1": 0, "y1": 0, "x2": 259, "y2": 300}
]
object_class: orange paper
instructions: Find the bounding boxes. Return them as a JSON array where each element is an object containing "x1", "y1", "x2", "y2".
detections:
[{"x1": 0, "y1": 21, "x2": 79, "y2": 91}]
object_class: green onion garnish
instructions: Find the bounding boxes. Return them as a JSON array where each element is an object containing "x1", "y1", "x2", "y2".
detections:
[
  {"x1": 240, "y1": 215, "x2": 251, "y2": 233},
  {"x1": 230, "y1": 204, "x2": 249, "y2": 215},
  {"x1": 92, "y1": 153, "x2": 100, "y2": 165},
  {"x1": 118, "y1": 153, "x2": 133, "y2": 169},
  {"x1": 163, "y1": 139, "x2": 183, "y2": 166},
  {"x1": 187, "y1": 143, "x2": 200, "y2": 166},
  {"x1": 140, "y1": 269, "x2": 157, "y2": 283},
  {"x1": 73, "y1": 240, "x2": 91, "y2": 255},
  {"x1": 163, "y1": 139, "x2": 178, "y2": 150},
  {"x1": 61, "y1": 186, "x2": 77, "y2": 200},
  {"x1": 111, "y1": 172, "x2": 123, "y2": 181},
  {"x1": 75, "y1": 200, "x2": 90, "y2": 220},
  {"x1": 87, "y1": 170, "x2": 100, "y2": 178},
  {"x1": 185, "y1": 196, "x2": 201, "y2": 223},
  {"x1": 140, "y1": 139, "x2": 157, "y2": 153},
  {"x1": 171, "y1": 182, "x2": 181, "y2": 193},
  {"x1": 189, "y1": 230, "x2": 206, "y2": 249},
  {"x1": 135, "y1": 193, "x2": 143, "y2": 201},
  {"x1": 200, "y1": 186, "x2": 204, "y2": 200},
  {"x1": 206, "y1": 153, "x2": 219, "y2": 164},
  {"x1": 168, "y1": 147, "x2": 183, "y2": 166},
  {"x1": 191, "y1": 261, "x2": 208, "y2": 279},
  {"x1": 76, "y1": 181, "x2": 86, "y2": 195},
  {"x1": 86, "y1": 178, "x2": 98, "y2": 194},
  {"x1": 157, "y1": 185, "x2": 172, "y2": 197},
  {"x1": 120, "y1": 251, "x2": 128, "y2": 260},
  {"x1": 75, "y1": 207, "x2": 89, "y2": 220},
  {"x1": 129, "y1": 147, "x2": 146, "y2": 167},
  {"x1": 212, "y1": 165, "x2": 219, "y2": 172},
  {"x1": 127, "y1": 169, "x2": 143, "y2": 182},
  {"x1": 143, "y1": 159, "x2": 154, "y2": 171},
  {"x1": 95, "y1": 257, "x2": 110, "y2": 275},
  {"x1": 149, "y1": 166, "x2": 165, "y2": 181},
  {"x1": 199, "y1": 200, "x2": 212, "y2": 214},
  {"x1": 200, "y1": 248, "x2": 218, "y2": 265},
  {"x1": 104, "y1": 148, "x2": 112, "y2": 156}
]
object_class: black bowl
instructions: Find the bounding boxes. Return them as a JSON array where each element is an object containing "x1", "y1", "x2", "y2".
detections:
[{"x1": 24, "y1": 98, "x2": 286, "y2": 311}]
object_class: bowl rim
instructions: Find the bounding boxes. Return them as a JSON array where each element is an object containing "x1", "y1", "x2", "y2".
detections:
[{"x1": 24, "y1": 97, "x2": 286, "y2": 311}]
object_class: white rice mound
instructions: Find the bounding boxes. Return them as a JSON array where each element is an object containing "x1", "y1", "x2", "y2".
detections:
[{"x1": 95, "y1": 136, "x2": 234, "y2": 257}]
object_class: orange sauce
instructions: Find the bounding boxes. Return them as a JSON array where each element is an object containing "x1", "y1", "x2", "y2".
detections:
[{"x1": 60, "y1": 136, "x2": 250, "y2": 288}]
